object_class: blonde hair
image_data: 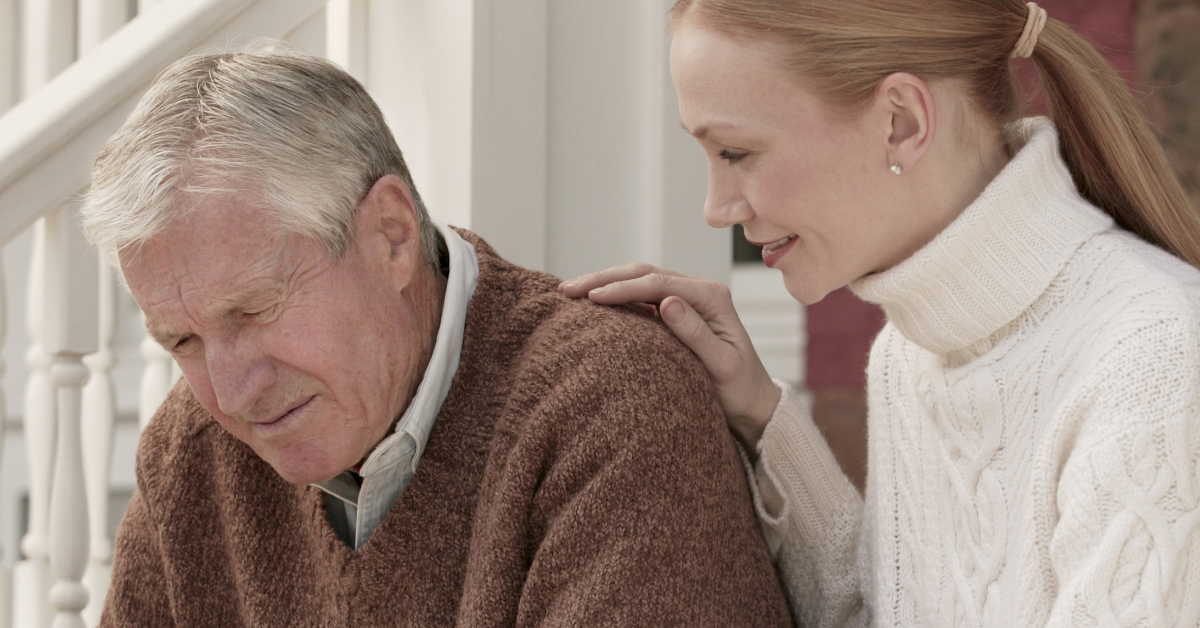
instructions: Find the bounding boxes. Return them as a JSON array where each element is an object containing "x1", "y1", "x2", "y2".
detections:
[
  {"x1": 672, "y1": 0, "x2": 1200, "y2": 268},
  {"x1": 83, "y1": 43, "x2": 439, "y2": 268}
]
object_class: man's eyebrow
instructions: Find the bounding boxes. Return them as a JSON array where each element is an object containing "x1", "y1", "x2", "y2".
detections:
[{"x1": 144, "y1": 281, "x2": 285, "y2": 347}]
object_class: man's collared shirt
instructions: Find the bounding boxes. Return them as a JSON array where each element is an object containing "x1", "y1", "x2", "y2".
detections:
[{"x1": 312, "y1": 221, "x2": 479, "y2": 549}]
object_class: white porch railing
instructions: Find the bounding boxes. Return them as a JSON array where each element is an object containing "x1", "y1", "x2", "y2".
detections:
[{"x1": 0, "y1": 1, "x2": 347, "y2": 626}]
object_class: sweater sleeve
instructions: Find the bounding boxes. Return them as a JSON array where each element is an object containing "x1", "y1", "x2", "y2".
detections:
[
  {"x1": 1029, "y1": 323, "x2": 1200, "y2": 627},
  {"x1": 98, "y1": 489, "x2": 175, "y2": 627},
  {"x1": 751, "y1": 379, "x2": 867, "y2": 628}
]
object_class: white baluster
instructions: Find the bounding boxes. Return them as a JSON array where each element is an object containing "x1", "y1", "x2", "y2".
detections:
[
  {"x1": 76, "y1": 5, "x2": 127, "y2": 624},
  {"x1": 15, "y1": 222, "x2": 58, "y2": 628},
  {"x1": 79, "y1": 266, "x2": 115, "y2": 628},
  {"x1": 16, "y1": 3, "x2": 77, "y2": 625},
  {"x1": 19, "y1": 0, "x2": 75, "y2": 99},
  {"x1": 78, "y1": 0, "x2": 129, "y2": 54},
  {"x1": 138, "y1": 329, "x2": 173, "y2": 430},
  {"x1": 0, "y1": 257, "x2": 10, "y2": 628},
  {"x1": 44, "y1": 205, "x2": 99, "y2": 628},
  {"x1": 136, "y1": 0, "x2": 163, "y2": 16}
]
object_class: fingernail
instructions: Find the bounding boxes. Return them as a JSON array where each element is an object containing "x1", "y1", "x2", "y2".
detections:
[
  {"x1": 661, "y1": 299, "x2": 683, "y2": 324},
  {"x1": 590, "y1": 286, "x2": 609, "y2": 295},
  {"x1": 559, "y1": 280, "x2": 577, "y2": 290}
]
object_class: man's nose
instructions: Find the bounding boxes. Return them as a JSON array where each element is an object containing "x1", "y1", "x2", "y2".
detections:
[
  {"x1": 205, "y1": 334, "x2": 275, "y2": 418},
  {"x1": 703, "y1": 167, "x2": 753, "y2": 229}
]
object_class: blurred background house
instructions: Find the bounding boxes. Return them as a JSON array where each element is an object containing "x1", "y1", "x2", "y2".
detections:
[{"x1": 0, "y1": 0, "x2": 1196, "y2": 625}]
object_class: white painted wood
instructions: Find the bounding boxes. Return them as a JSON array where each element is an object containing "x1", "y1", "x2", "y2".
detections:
[
  {"x1": 0, "y1": 0, "x2": 15, "y2": 113},
  {"x1": 545, "y1": 0, "x2": 729, "y2": 284},
  {"x1": 326, "y1": 0, "x2": 367, "y2": 82},
  {"x1": 42, "y1": 205, "x2": 99, "y2": 628},
  {"x1": 20, "y1": 0, "x2": 76, "y2": 99},
  {"x1": 80, "y1": 266, "x2": 116, "y2": 628},
  {"x1": 45, "y1": 356, "x2": 90, "y2": 628},
  {"x1": 138, "y1": 331, "x2": 173, "y2": 430},
  {"x1": 0, "y1": 256, "x2": 10, "y2": 628},
  {"x1": 138, "y1": 0, "x2": 164, "y2": 15},
  {"x1": 464, "y1": 0, "x2": 548, "y2": 271},
  {"x1": 731, "y1": 264, "x2": 807, "y2": 392},
  {"x1": 79, "y1": 0, "x2": 131, "y2": 55},
  {"x1": 14, "y1": 220, "x2": 57, "y2": 628},
  {"x1": 0, "y1": 0, "x2": 328, "y2": 245},
  {"x1": 420, "y1": 0, "x2": 474, "y2": 230},
  {"x1": 283, "y1": 5, "x2": 326, "y2": 56}
]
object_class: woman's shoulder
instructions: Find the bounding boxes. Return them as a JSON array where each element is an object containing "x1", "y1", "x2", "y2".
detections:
[{"x1": 1057, "y1": 227, "x2": 1200, "y2": 329}]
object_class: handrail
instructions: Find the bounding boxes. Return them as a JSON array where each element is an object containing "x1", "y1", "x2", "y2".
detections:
[{"x1": 0, "y1": 0, "x2": 326, "y2": 246}]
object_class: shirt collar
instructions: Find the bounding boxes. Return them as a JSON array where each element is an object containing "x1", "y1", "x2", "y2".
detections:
[
  {"x1": 361, "y1": 221, "x2": 480, "y2": 475},
  {"x1": 850, "y1": 118, "x2": 1113, "y2": 354},
  {"x1": 311, "y1": 221, "x2": 478, "y2": 521}
]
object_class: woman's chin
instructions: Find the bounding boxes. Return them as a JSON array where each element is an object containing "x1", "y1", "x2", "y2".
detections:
[{"x1": 780, "y1": 272, "x2": 836, "y2": 306}]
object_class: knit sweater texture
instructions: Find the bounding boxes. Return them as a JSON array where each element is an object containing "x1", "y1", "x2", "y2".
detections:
[
  {"x1": 752, "y1": 119, "x2": 1200, "y2": 627},
  {"x1": 100, "y1": 230, "x2": 791, "y2": 627}
]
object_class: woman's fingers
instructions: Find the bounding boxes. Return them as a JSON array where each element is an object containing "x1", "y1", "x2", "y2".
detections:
[
  {"x1": 557, "y1": 262, "x2": 684, "y2": 298},
  {"x1": 581, "y1": 272, "x2": 728, "y2": 317}
]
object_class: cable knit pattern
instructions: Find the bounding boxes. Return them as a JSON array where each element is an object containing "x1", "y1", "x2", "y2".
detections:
[{"x1": 753, "y1": 118, "x2": 1200, "y2": 627}]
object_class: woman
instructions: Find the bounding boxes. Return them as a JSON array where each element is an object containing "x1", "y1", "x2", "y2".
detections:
[{"x1": 560, "y1": 1, "x2": 1200, "y2": 626}]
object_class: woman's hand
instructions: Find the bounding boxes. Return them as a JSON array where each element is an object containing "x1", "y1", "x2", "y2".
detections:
[{"x1": 559, "y1": 263, "x2": 782, "y2": 451}]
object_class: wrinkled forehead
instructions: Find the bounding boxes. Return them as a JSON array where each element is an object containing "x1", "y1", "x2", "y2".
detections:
[{"x1": 118, "y1": 191, "x2": 296, "y2": 315}]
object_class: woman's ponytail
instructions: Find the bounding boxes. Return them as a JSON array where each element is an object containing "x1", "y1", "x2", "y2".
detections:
[{"x1": 1033, "y1": 18, "x2": 1200, "y2": 268}]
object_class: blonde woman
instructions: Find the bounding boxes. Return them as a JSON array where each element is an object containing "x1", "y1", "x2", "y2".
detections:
[{"x1": 561, "y1": 1, "x2": 1200, "y2": 626}]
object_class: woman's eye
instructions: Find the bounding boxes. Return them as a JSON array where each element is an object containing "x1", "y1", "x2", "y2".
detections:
[{"x1": 719, "y1": 149, "x2": 748, "y2": 164}]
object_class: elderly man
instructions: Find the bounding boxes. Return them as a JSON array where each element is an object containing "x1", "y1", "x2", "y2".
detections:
[{"x1": 83, "y1": 48, "x2": 790, "y2": 626}]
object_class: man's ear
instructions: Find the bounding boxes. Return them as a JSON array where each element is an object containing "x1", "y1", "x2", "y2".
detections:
[
  {"x1": 877, "y1": 72, "x2": 937, "y2": 173},
  {"x1": 355, "y1": 175, "x2": 422, "y2": 284}
]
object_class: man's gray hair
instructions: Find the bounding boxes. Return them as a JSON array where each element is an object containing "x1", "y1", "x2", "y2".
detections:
[{"x1": 83, "y1": 43, "x2": 439, "y2": 268}]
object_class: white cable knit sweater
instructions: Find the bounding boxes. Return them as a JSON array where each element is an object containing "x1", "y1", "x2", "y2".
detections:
[{"x1": 752, "y1": 119, "x2": 1200, "y2": 627}]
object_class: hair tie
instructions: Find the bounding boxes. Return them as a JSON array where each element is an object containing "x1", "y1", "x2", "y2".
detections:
[{"x1": 1011, "y1": 2, "x2": 1048, "y2": 59}]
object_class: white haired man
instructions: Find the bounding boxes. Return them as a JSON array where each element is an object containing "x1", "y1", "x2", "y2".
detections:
[{"x1": 84, "y1": 48, "x2": 791, "y2": 626}]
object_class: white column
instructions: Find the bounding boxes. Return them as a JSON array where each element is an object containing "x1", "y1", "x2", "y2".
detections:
[
  {"x1": 75, "y1": 5, "x2": 128, "y2": 624},
  {"x1": 544, "y1": 0, "x2": 729, "y2": 283},
  {"x1": 43, "y1": 204, "x2": 99, "y2": 628},
  {"x1": 326, "y1": 0, "x2": 367, "y2": 82},
  {"x1": 15, "y1": 222, "x2": 58, "y2": 628}
]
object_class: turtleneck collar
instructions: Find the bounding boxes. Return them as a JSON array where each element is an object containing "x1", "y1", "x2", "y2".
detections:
[{"x1": 850, "y1": 118, "x2": 1112, "y2": 355}]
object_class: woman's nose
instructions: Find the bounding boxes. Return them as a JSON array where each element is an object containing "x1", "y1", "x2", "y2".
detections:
[{"x1": 703, "y1": 169, "x2": 753, "y2": 229}]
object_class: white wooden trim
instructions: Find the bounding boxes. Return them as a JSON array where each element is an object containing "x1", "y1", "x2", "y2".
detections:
[
  {"x1": 0, "y1": 0, "x2": 327, "y2": 245},
  {"x1": 464, "y1": 0, "x2": 548, "y2": 271},
  {"x1": 15, "y1": 220, "x2": 56, "y2": 628},
  {"x1": 0, "y1": 0, "x2": 15, "y2": 114},
  {"x1": 325, "y1": 0, "x2": 367, "y2": 82}
]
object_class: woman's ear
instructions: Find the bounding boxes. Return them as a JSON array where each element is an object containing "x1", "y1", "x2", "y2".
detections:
[{"x1": 878, "y1": 72, "x2": 937, "y2": 172}]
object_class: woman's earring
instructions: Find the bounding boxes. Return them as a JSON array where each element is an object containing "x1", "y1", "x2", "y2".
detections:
[{"x1": 890, "y1": 162, "x2": 903, "y2": 175}]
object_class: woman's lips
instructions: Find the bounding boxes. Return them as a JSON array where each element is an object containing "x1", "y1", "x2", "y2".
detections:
[{"x1": 758, "y1": 235, "x2": 797, "y2": 268}]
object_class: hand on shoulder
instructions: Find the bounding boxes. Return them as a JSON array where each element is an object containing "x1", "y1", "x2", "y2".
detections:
[{"x1": 559, "y1": 263, "x2": 781, "y2": 451}]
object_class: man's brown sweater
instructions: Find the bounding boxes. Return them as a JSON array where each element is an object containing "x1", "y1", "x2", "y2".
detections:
[{"x1": 100, "y1": 230, "x2": 792, "y2": 627}]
